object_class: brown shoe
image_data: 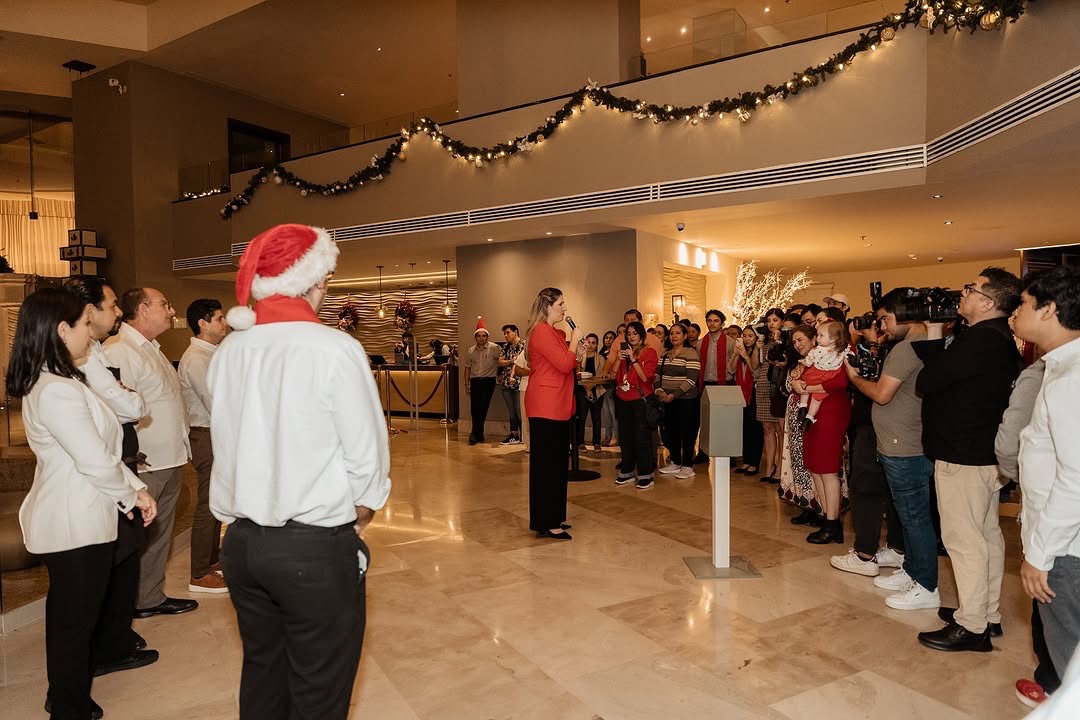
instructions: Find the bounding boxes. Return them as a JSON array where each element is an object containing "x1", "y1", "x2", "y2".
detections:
[
  {"x1": 188, "y1": 573, "x2": 229, "y2": 594},
  {"x1": 210, "y1": 560, "x2": 223, "y2": 573}
]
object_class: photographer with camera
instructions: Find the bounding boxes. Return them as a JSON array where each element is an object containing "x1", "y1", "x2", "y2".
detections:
[
  {"x1": 831, "y1": 311, "x2": 905, "y2": 577},
  {"x1": 913, "y1": 268, "x2": 1023, "y2": 653},
  {"x1": 844, "y1": 288, "x2": 940, "y2": 612}
]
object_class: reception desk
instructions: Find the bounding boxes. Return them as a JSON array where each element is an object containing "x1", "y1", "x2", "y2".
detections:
[{"x1": 375, "y1": 364, "x2": 458, "y2": 420}]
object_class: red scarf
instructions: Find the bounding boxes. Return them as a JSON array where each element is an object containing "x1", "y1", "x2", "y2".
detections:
[
  {"x1": 734, "y1": 357, "x2": 754, "y2": 404},
  {"x1": 254, "y1": 295, "x2": 320, "y2": 325},
  {"x1": 698, "y1": 331, "x2": 728, "y2": 386}
]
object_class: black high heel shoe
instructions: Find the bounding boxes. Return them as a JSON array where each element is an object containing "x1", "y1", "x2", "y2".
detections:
[
  {"x1": 759, "y1": 465, "x2": 779, "y2": 483},
  {"x1": 536, "y1": 529, "x2": 573, "y2": 540}
]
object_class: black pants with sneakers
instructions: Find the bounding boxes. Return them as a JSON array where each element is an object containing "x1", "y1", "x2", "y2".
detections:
[
  {"x1": 616, "y1": 396, "x2": 656, "y2": 478},
  {"x1": 848, "y1": 423, "x2": 904, "y2": 559},
  {"x1": 660, "y1": 396, "x2": 699, "y2": 467},
  {"x1": 469, "y1": 377, "x2": 496, "y2": 441},
  {"x1": 224, "y1": 519, "x2": 368, "y2": 720},
  {"x1": 42, "y1": 540, "x2": 115, "y2": 720}
]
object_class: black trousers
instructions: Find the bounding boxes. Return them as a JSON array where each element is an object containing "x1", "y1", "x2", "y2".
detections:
[
  {"x1": 1033, "y1": 598, "x2": 1063, "y2": 693},
  {"x1": 575, "y1": 387, "x2": 603, "y2": 447},
  {"x1": 849, "y1": 423, "x2": 904, "y2": 558},
  {"x1": 469, "y1": 377, "x2": 497, "y2": 441},
  {"x1": 661, "y1": 397, "x2": 699, "y2": 467},
  {"x1": 42, "y1": 540, "x2": 115, "y2": 720},
  {"x1": 91, "y1": 511, "x2": 143, "y2": 665},
  {"x1": 528, "y1": 417, "x2": 569, "y2": 530},
  {"x1": 741, "y1": 400, "x2": 764, "y2": 468},
  {"x1": 223, "y1": 519, "x2": 368, "y2": 720},
  {"x1": 616, "y1": 396, "x2": 656, "y2": 477}
]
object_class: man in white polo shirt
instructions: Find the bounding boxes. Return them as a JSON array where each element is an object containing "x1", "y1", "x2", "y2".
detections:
[
  {"x1": 209, "y1": 223, "x2": 391, "y2": 720},
  {"x1": 104, "y1": 287, "x2": 196, "y2": 619}
]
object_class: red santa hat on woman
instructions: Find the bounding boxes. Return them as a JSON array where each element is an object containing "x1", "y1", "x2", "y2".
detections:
[{"x1": 226, "y1": 223, "x2": 339, "y2": 330}]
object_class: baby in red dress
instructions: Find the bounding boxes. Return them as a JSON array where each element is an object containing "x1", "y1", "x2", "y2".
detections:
[{"x1": 798, "y1": 321, "x2": 848, "y2": 431}]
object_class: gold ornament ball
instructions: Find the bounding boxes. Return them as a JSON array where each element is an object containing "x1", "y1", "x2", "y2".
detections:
[
  {"x1": 397, "y1": 151, "x2": 407, "y2": 161},
  {"x1": 980, "y1": 10, "x2": 1001, "y2": 30},
  {"x1": 536, "y1": 134, "x2": 545, "y2": 144},
  {"x1": 881, "y1": 26, "x2": 896, "y2": 42},
  {"x1": 919, "y1": 11, "x2": 933, "y2": 29}
]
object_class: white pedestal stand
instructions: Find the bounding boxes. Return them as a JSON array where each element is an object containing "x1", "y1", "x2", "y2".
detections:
[{"x1": 682, "y1": 457, "x2": 761, "y2": 580}]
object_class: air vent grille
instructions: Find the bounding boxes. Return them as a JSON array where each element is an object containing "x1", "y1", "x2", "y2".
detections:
[{"x1": 172, "y1": 254, "x2": 233, "y2": 271}]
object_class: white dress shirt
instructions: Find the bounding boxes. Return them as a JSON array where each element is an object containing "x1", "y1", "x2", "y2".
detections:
[
  {"x1": 19, "y1": 373, "x2": 146, "y2": 554},
  {"x1": 179, "y1": 337, "x2": 216, "y2": 428},
  {"x1": 1019, "y1": 337, "x2": 1080, "y2": 571},
  {"x1": 103, "y1": 323, "x2": 190, "y2": 471},
  {"x1": 83, "y1": 339, "x2": 148, "y2": 424},
  {"x1": 208, "y1": 321, "x2": 391, "y2": 528}
]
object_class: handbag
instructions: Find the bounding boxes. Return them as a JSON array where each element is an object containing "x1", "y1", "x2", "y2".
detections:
[
  {"x1": 768, "y1": 364, "x2": 790, "y2": 418},
  {"x1": 638, "y1": 355, "x2": 666, "y2": 429}
]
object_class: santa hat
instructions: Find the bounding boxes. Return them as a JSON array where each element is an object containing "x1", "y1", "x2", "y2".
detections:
[
  {"x1": 226, "y1": 224, "x2": 339, "y2": 330},
  {"x1": 474, "y1": 316, "x2": 488, "y2": 336}
]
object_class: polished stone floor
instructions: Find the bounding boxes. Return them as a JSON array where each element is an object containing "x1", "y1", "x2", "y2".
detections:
[{"x1": 0, "y1": 422, "x2": 1038, "y2": 719}]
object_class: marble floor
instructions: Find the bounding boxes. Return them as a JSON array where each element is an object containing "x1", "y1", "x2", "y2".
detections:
[{"x1": 0, "y1": 422, "x2": 1040, "y2": 719}]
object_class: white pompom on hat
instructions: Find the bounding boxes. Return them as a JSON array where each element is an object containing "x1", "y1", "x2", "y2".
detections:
[{"x1": 227, "y1": 223, "x2": 339, "y2": 330}]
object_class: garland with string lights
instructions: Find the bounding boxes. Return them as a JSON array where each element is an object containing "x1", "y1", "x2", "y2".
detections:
[{"x1": 219, "y1": 0, "x2": 1033, "y2": 219}]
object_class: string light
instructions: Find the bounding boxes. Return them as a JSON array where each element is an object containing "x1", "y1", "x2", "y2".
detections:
[{"x1": 218, "y1": 0, "x2": 1032, "y2": 219}]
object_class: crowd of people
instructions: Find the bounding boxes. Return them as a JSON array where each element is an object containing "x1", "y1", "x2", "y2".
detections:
[{"x1": 509, "y1": 265, "x2": 1080, "y2": 711}]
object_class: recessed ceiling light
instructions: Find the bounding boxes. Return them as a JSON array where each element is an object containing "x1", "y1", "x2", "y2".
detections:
[
  {"x1": 680, "y1": 26, "x2": 687, "y2": 34},
  {"x1": 764, "y1": 7, "x2": 770, "y2": 13},
  {"x1": 426, "y1": 260, "x2": 431, "y2": 263},
  {"x1": 944, "y1": 220, "x2": 953, "y2": 225},
  {"x1": 486, "y1": 238, "x2": 493, "y2": 242},
  {"x1": 864, "y1": 242, "x2": 872, "y2": 247},
  {"x1": 546, "y1": 231, "x2": 552, "y2": 235},
  {"x1": 932, "y1": 194, "x2": 943, "y2": 199},
  {"x1": 339, "y1": 92, "x2": 345, "y2": 97},
  {"x1": 376, "y1": 47, "x2": 382, "y2": 52},
  {"x1": 646, "y1": 36, "x2": 652, "y2": 42}
]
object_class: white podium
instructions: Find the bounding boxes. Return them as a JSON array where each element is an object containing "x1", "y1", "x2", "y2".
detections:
[{"x1": 683, "y1": 385, "x2": 761, "y2": 580}]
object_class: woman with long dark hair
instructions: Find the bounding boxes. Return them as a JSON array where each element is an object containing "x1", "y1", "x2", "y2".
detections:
[
  {"x1": 614, "y1": 321, "x2": 659, "y2": 489},
  {"x1": 754, "y1": 308, "x2": 786, "y2": 481},
  {"x1": 9, "y1": 288, "x2": 156, "y2": 720},
  {"x1": 599, "y1": 330, "x2": 618, "y2": 446},
  {"x1": 732, "y1": 325, "x2": 764, "y2": 475},
  {"x1": 524, "y1": 287, "x2": 579, "y2": 539}
]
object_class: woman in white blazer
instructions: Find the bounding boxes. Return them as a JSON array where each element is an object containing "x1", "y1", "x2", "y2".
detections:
[{"x1": 7, "y1": 288, "x2": 156, "y2": 720}]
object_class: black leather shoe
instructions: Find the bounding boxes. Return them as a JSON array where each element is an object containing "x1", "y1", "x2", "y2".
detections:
[
  {"x1": 790, "y1": 509, "x2": 821, "y2": 526},
  {"x1": 134, "y1": 597, "x2": 198, "y2": 618},
  {"x1": 806, "y1": 519, "x2": 844, "y2": 545},
  {"x1": 94, "y1": 648, "x2": 160, "y2": 677},
  {"x1": 938, "y1": 607, "x2": 1002, "y2": 637},
  {"x1": 918, "y1": 622, "x2": 992, "y2": 652},
  {"x1": 132, "y1": 630, "x2": 147, "y2": 651},
  {"x1": 560, "y1": 523, "x2": 572, "y2": 530},
  {"x1": 45, "y1": 694, "x2": 104, "y2": 719}
]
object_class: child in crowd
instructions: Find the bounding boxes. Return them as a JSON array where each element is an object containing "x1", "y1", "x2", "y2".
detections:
[{"x1": 797, "y1": 320, "x2": 847, "y2": 431}]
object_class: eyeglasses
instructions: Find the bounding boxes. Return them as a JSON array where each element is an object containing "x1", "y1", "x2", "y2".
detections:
[
  {"x1": 143, "y1": 300, "x2": 172, "y2": 310},
  {"x1": 962, "y1": 283, "x2": 994, "y2": 301}
]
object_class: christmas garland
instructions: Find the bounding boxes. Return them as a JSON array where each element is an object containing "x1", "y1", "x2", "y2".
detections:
[
  {"x1": 219, "y1": 0, "x2": 1032, "y2": 219},
  {"x1": 337, "y1": 299, "x2": 359, "y2": 331}
]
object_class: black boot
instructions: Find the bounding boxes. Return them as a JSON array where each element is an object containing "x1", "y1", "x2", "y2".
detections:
[
  {"x1": 806, "y1": 519, "x2": 844, "y2": 545},
  {"x1": 790, "y1": 508, "x2": 820, "y2": 525}
]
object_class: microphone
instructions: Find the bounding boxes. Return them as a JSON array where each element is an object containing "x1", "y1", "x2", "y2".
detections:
[{"x1": 565, "y1": 316, "x2": 576, "y2": 330}]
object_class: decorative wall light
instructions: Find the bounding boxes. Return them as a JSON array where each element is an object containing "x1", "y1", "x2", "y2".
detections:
[
  {"x1": 442, "y1": 259, "x2": 452, "y2": 315},
  {"x1": 376, "y1": 265, "x2": 386, "y2": 318}
]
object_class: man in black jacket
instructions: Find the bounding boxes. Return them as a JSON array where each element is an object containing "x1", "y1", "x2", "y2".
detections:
[{"x1": 914, "y1": 267, "x2": 1023, "y2": 652}]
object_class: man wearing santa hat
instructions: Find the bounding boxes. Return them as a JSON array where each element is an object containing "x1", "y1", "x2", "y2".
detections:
[
  {"x1": 208, "y1": 224, "x2": 391, "y2": 720},
  {"x1": 464, "y1": 316, "x2": 502, "y2": 444}
]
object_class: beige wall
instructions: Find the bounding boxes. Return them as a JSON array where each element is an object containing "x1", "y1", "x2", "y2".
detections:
[
  {"x1": 73, "y1": 61, "x2": 346, "y2": 358},
  {"x1": 455, "y1": 230, "x2": 637, "y2": 431},
  {"x1": 456, "y1": 0, "x2": 639, "y2": 117},
  {"x1": 635, "y1": 230, "x2": 741, "y2": 324},
  {"x1": 806, "y1": 255, "x2": 1022, "y2": 315}
]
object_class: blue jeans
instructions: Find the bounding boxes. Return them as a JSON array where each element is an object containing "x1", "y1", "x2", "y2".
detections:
[{"x1": 878, "y1": 453, "x2": 937, "y2": 592}]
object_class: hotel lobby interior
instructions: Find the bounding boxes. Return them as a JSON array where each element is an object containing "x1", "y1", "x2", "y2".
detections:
[{"x1": 1, "y1": 1, "x2": 1080, "y2": 718}]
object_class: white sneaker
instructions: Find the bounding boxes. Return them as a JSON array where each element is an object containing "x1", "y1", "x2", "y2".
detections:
[
  {"x1": 658, "y1": 463, "x2": 681, "y2": 475},
  {"x1": 830, "y1": 548, "x2": 879, "y2": 577},
  {"x1": 873, "y1": 568, "x2": 911, "y2": 591},
  {"x1": 875, "y1": 547, "x2": 904, "y2": 569},
  {"x1": 884, "y1": 582, "x2": 940, "y2": 611},
  {"x1": 675, "y1": 466, "x2": 695, "y2": 479}
]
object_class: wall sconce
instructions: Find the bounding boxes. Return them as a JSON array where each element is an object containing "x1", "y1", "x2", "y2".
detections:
[{"x1": 672, "y1": 294, "x2": 686, "y2": 322}]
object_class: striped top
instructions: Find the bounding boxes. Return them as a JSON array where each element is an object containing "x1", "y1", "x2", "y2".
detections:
[{"x1": 655, "y1": 346, "x2": 700, "y2": 400}]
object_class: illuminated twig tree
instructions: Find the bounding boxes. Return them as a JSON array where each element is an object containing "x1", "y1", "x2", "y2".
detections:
[{"x1": 728, "y1": 261, "x2": 812, "y2": 326}]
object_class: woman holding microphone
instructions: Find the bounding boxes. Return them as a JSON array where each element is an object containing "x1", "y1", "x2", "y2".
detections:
[
  {"x1": 525, "y1": 287, "x2": 579, "y2": 540},
  {"x1": 8, "y1": 288, "x2": 156, "y2": 720}
]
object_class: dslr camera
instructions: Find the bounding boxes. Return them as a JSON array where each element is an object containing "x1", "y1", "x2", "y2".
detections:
[
  {"x1": 850, "y1": 312, "x2": 878, "y2": 332},
  {"x1": 847, "y1": 344, "x2": 885, "y2": 380},
  {"x1": 892, "y1": 286, "x2": 961, "y2": 323}
]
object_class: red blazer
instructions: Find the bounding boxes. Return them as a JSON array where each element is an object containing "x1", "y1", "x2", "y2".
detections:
[{"x1": 524, "y1": 322, "x2": 577, "y2": 421}]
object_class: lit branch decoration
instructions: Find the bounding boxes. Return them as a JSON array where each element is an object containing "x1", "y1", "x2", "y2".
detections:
[
  {"x1": 729, "y1": 261, "x2": 812, "y2": 326},
  {"x1": 218, "y1": 0, "x2": 1033, "y2": 219}
]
